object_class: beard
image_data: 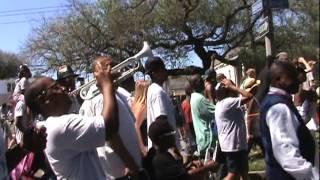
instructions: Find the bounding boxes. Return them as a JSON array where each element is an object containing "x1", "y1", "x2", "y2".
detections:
[{"x1": 285, "y1": 81, "x2": 300, "y2": 94}]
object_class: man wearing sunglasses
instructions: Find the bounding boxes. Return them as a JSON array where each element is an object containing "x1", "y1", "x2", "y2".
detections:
[{"x1": 24, "y1": 59, "x2": 119, "y2": 179}]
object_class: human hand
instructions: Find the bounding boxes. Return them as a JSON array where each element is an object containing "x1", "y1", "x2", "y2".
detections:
[
  {"x1": 220, "y1": 79, "x2": 235, "y2": 89},
  {"x1": 94, "y1": 61, "x2": 113, "y2": 89},
  {"x1": 21, "y1": 126, "x2": 47, "y2": 153},
  {"x1": 298, "y1": 57, "x2": 307, "y2": 64}
]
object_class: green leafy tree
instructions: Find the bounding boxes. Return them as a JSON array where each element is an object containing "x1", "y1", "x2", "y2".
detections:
[
  {"x1": 239, "y1": 0, "x2": 319, "y2": 75},
  {"x1": 0, "y1": 50, "x2": 23, "y2": 79},
  {"x1": 23, "y1": 0, "x2": 318, "y2": 75},
  {"x1": 23, "y1": 0, "x2": 261, "y2": 72}
]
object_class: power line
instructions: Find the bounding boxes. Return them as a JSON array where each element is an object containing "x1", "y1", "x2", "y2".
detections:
[
  {"x1": 0, "y1": 5, "x2": 71, "y2": 14},
  {"x1": 0, "y1": 9, "x2": 70, "y2": 18},
  {"x1": 0, "y1": 20, "x2": 38, "y2": 25},
  {"x1": 0, "y1": 17, "x2": 55, "y2": 25}
]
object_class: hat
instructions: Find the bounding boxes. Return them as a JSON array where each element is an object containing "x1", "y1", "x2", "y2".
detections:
[
  {"x1": 276, "y1": 52, "x2": 288, "y2": 61},
  {"x1": 57, "y1": 65, "x2": 78, "y2": 80},
  {"x1": 144, "y1": 57, "x2": 166, "y2": 74},
  {"x1": 202, "y1": 68, "x2": 216, "y2": 80},
  {"x1": 245, "y1": 80, "x2": 261, "y2": 92},
  {"x1": 148, "y1": 118, "x2": 175, "y2": 144}
]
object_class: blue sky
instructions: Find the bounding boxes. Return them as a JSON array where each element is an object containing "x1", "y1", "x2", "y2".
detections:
[
  {"x1": 0, "y1": 0, "x2": 203, "y2": 69},
  {"x1": 0, "y1": 0, "x2": 67, "y2": 53}
]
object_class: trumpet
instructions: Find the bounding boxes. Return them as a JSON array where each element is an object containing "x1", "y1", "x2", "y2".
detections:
[{"x1": 71, "y1": 41, "x2": 153, "y2": 100}]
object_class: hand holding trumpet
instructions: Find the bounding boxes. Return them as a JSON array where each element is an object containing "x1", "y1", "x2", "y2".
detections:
[{"x1": 93, "y1": 56, "x2": 114, "y2": 91}]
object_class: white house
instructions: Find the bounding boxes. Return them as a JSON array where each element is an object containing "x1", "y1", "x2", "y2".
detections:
[
  {"x1": 0, "y1": 78, "x2": 16, "y2": 104},
  {"x1": 214, "y1": 61, "x2": 241, "y2": 86}
]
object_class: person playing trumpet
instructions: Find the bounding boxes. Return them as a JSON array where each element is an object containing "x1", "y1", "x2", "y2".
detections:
[
  {"x1": 24, "y1": 56, "x2": 139, "y2": 179},
  {"x1": 79, "y1": 56, "x2": 145, "y2": 179}
]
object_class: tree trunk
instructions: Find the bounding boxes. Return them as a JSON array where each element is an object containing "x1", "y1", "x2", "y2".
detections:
[{"x1": 193, "y1": 44, "x2": 212, "y2": 70}]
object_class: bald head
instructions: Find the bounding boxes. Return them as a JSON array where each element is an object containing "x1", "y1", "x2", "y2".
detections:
[
  {"x1": 246, "y1": 68, "x2": 256, "y2": 78},
  {"x1": 92, "y1": 56, "x2": 113, "y2": 72},
  {"x1": 270, "y1": 60, "x2": 299, "y2": 94}
]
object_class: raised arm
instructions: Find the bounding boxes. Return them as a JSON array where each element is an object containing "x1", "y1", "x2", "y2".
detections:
[
  {"x1": 94, "y1": 61, "x2": 119, "y2": 139},
  {"x1": 221, "y1": 79, "x2": 253, "y2": 105},
  {"x1": 94, "y1": 59, "x2": 139, "y2": 174}
]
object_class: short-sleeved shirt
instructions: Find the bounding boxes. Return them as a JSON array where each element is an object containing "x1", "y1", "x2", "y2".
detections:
[
  {"x1": 215, "y1": 97, "x2": 247, "y2": 152},
  {"x1": 37, "y1": 114, "x2": 106, "y2": 180},
  {"x1": 14, "y1": 101, "x2": 28, "y2": 144},
  {"x1": 190, "y1": 92, "x2": 215, "y2": 156},
  {"x1": 147, "y1": 83, "x2": 177, "y2": 149},
  {"x1": 153, "y1": 151, "x2": 189, "y2": 180},
  {"x1": 79, "y1": 85, "x2": 142, "y2": 179},
  {"x1": 181, "y1": 100, "x2": 192, "y2": 124},
  {"x1": 0, "y1": 128, "x2": 9, "y2": 180},
  {"x1": 13, "y1": 77, "x2": 29, "y2": 101}
]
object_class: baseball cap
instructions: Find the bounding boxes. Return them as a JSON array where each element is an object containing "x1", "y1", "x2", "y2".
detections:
[
  {"x1": 57, "y1": 65, "x2": 78, "y2": 80},
  {"x1": 144, "y1": 56, "x2": 166, "y2": 74},
  {"x1": 202, "y1": 68, "x2": 217, "y2": 81},
  {"x1": 148, "y1": 118, "x2": 175, "y2": 144}
]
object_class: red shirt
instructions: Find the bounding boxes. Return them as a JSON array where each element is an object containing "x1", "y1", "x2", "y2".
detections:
[{"x1": 181, "y1": 100, "x2": 192, "y2": 124}]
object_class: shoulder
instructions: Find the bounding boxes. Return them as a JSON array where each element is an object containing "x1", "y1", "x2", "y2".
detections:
[
  {"x1": 267, "y1": 103, "x2": 291, "y2": 114},
  {"x1": 191, "y1": 92, "x2": 204, "y2": 100},
  {"x1": 149, "y1": 83, "x2": 163, "y2": 93},
  {"x1": 219, "y1": 97, "x2": 240, "y2": 107},
  {"x1": 46, "y1": 114, "x2": 102, "y2": 128}
]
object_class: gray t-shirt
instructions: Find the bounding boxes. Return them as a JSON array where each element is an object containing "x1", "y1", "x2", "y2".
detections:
[{"x1": 215, "y1": 97, "x2": 247, "y2": 152}]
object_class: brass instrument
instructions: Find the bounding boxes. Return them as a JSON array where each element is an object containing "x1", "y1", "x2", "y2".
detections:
[{"x1": 71, "y1": 41, "x2": 153, "y2": 100}]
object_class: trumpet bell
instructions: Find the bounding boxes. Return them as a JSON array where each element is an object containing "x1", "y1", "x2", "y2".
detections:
[{"x1": 78, "y1": 41, "x2": 153, "y2": 100}]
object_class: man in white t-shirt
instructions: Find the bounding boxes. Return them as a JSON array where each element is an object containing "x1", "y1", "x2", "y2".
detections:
[
  {"x1": 79, "y1": 82, "x2": 142, "y2": 179},
  {"x1": 24, "y1": 58, "x2": 130, "y2": 180},
  {"x1": 215, "y1": 79, "x2": 253, "y2": 180},
  {"x1": 145, "y1": 57, "x2": 177, "y2": 149}
]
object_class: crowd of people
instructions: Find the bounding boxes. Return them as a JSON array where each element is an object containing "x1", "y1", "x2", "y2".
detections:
[{"x1": 0, "y1": 52, "x2": 319, "y2": 180}]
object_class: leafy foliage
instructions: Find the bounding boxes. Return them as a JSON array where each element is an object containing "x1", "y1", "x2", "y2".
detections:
[
  {"x1": 22, "y1": 0, "x2": 318, "y2": 76},
  {"x1": 23, "y1": 0, "x2": 260, "y2": 73},
  {"x1": 0, "y1": 51, "x2": 23, "y2": 79}
]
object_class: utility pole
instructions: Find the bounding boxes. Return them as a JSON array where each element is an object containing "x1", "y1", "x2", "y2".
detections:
[
  {"x1": 264, "y1": 8, "x2": 274, "y2": 57},
  {"x1": 252, "y1": 0, "x2": 288, "y2": 57}
]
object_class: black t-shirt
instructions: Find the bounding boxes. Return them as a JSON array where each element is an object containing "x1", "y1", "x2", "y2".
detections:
[{"x1": 152, "y1": 151, "x2": 189, "y2": 180}]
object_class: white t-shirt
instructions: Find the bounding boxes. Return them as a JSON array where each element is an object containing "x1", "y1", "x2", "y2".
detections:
[
  {"x1": 68, "y1": 95, "x2": 81, "y2": 114},
  {"x1": 117, "y1": 86, "x2": 133, "y2": 106},
  {"x1": 215, "y1": 97, "x2": 247, "y2": 152},
  {"x1": 147, "y1": 83, "x2": 177, "y2": 149},
  {"x1": 79, "y1": 85, "x2": 142, "y2": 179},
  {"x1": 0, "y1": 128, "x2": 9, "y2": 180},
  {"x1": 14, "y1": 101, "x2": 28, "y2": 144},
  {"x1": 13, "y1": 77, "x2": 29, "y2": 101},
  {"x1": 37, "y1": 114, "x2": 106, "y2": 180}
]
